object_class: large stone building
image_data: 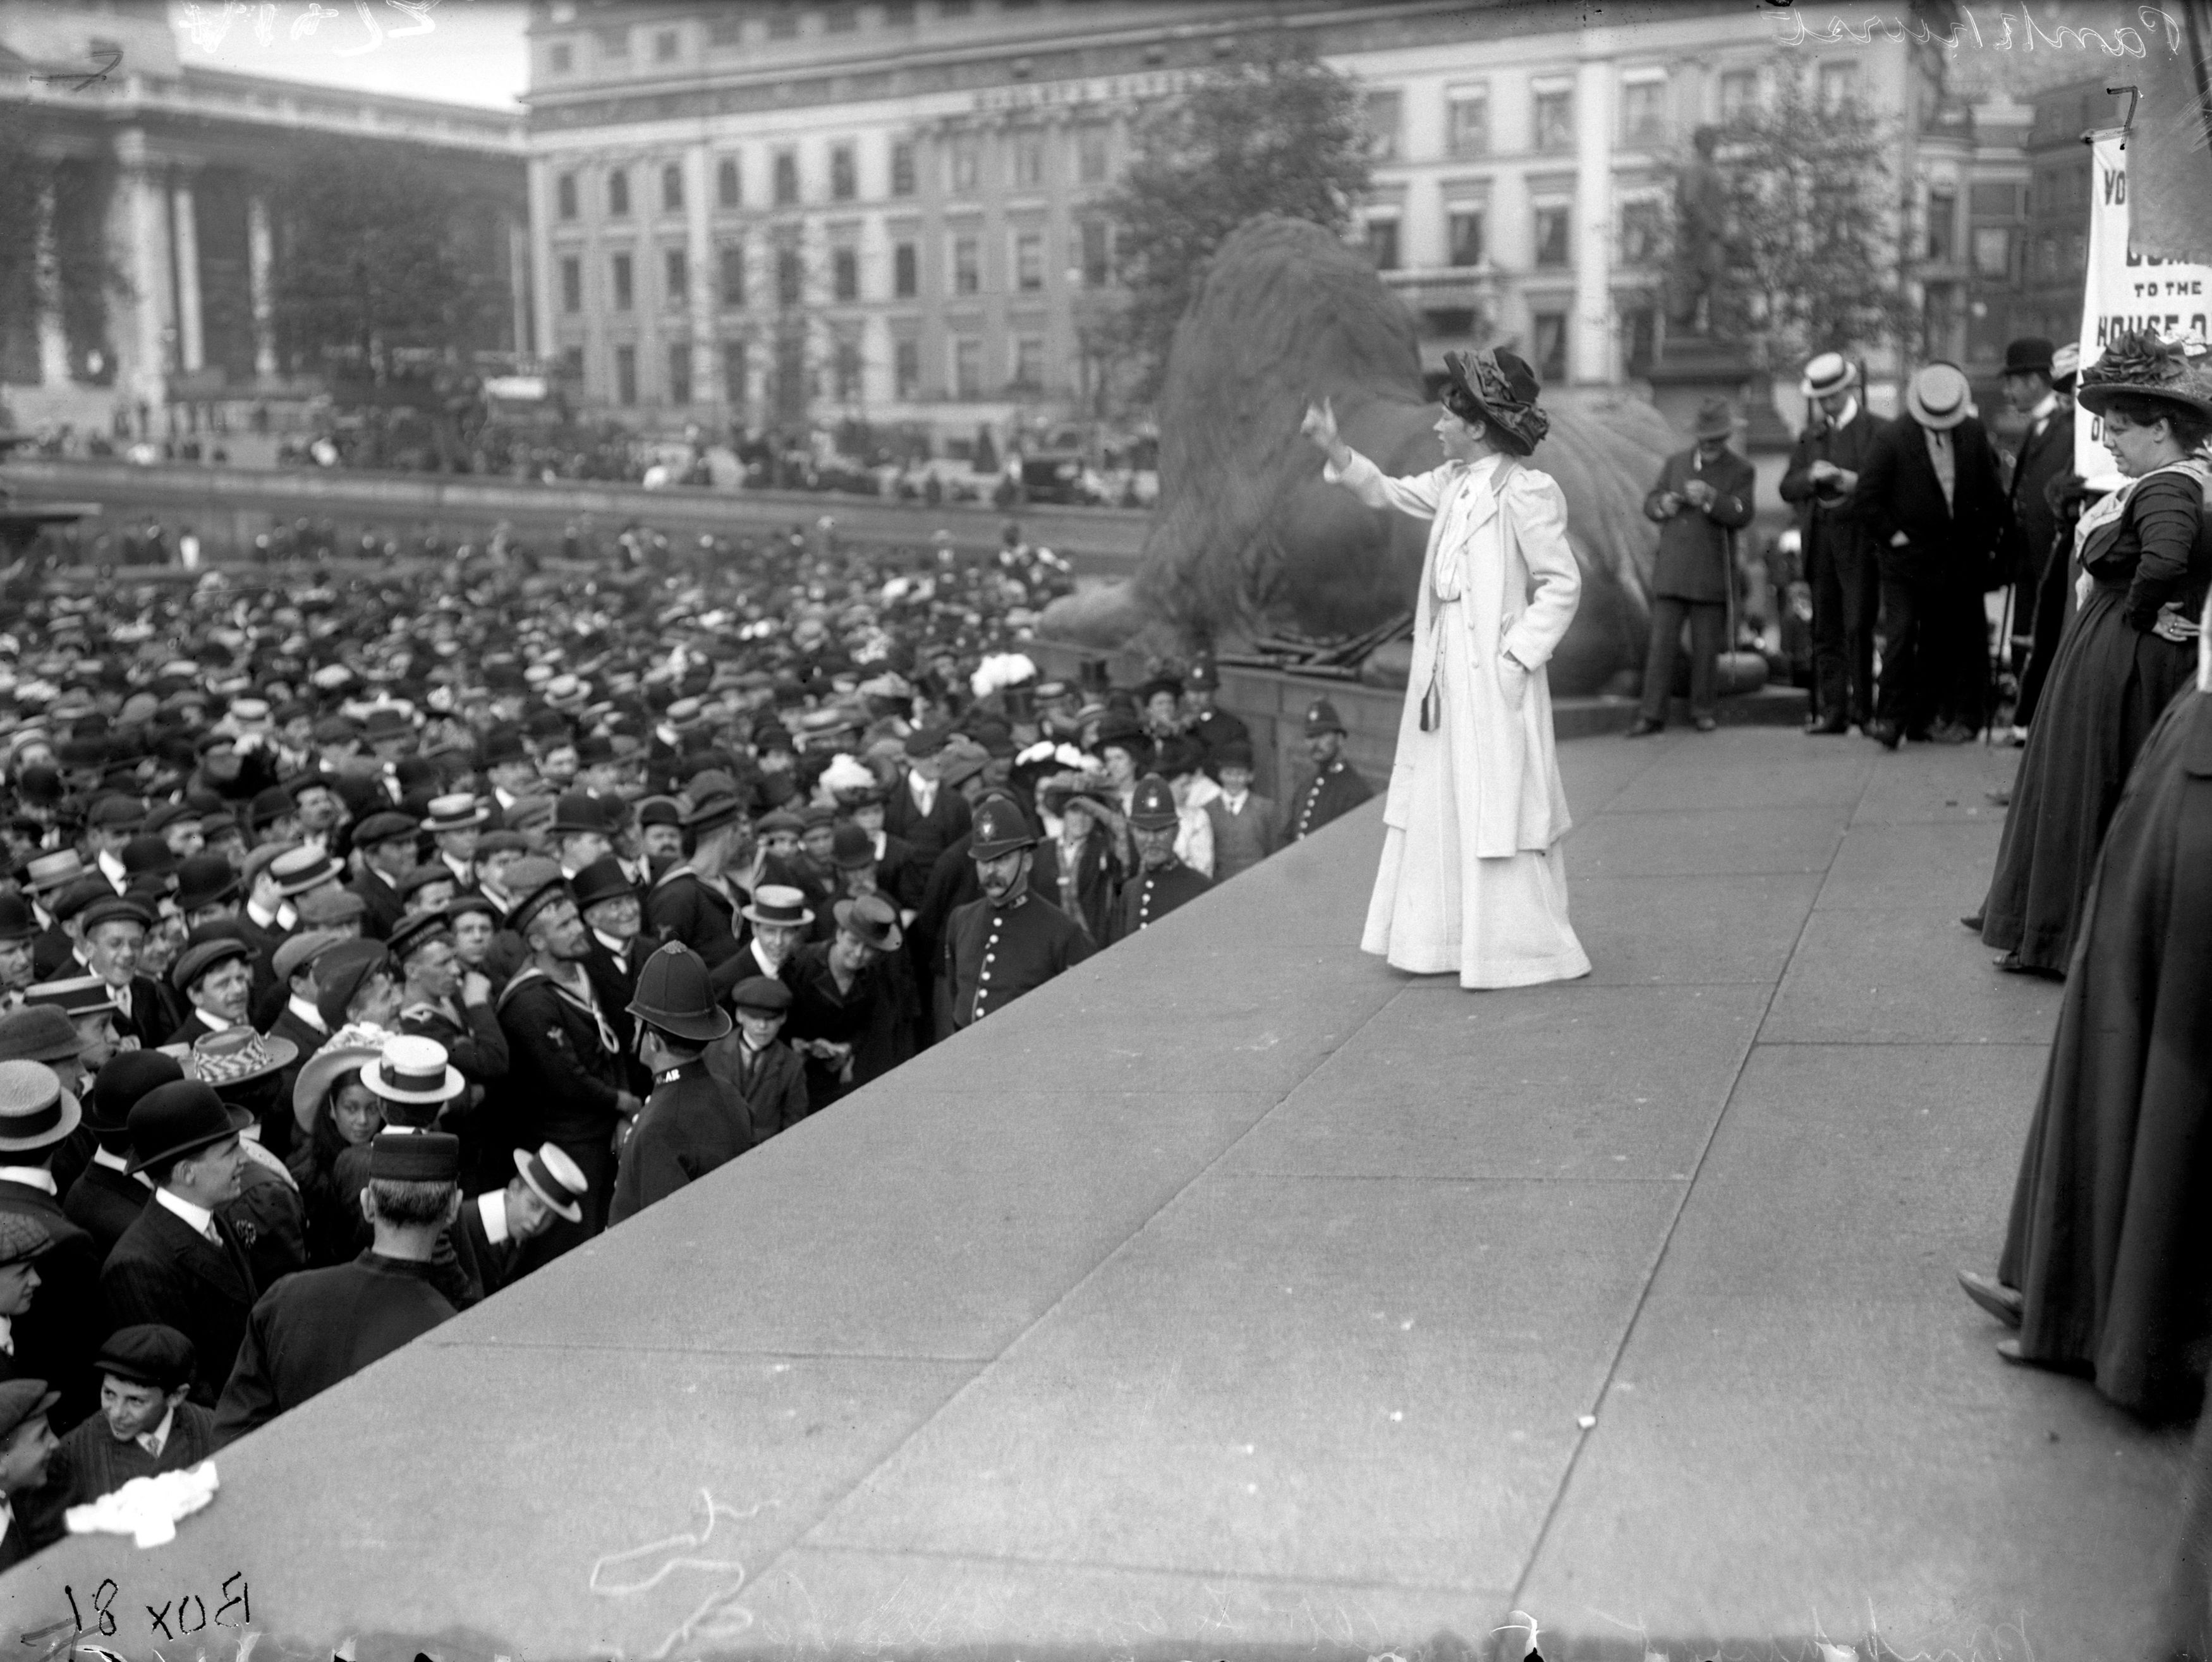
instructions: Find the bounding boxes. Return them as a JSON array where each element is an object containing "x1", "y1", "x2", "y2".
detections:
[
  {"x1": 0, "y1": 1, "x2": 528, "y2": 435},
  {"x1": 525, "y1": 0, "x2": 2081, "y2": 446}
]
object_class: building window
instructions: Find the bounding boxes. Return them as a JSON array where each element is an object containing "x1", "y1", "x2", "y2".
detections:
[
  {"x1": 662, "y1": 164, "x2": 684, "y2": 212},
  {"x1": 708, "y1": 13, "x2": 742, "y2": 45},
  {"x1": 1447, "y1": 209, "x2": 1485, "y2": 269},
  {"x1": 833, "y1": 246, "x2": 859, "y2": 301},
  {"x1": 1620, "y1": 76, "x2": 1667, "y2": 147},
  {"x1": 720, "y1": 244, "x2": 746, "y2": 308},
  {"x1": 830, "y1": 144, "x2": 857, "y2": 201},
  {"x1": 1077, "y1": 127, "x2": 1110, "y2": 185},
  {"x1": 556, "y1": 173, "x2": 578, "y2": 219},
  {"x1": 894, "y1": 337, "x2": 920, "y2": 397},
  {"x1": 1364, "y1": 218, "x2": 1400, "y2": 272},
  {"x1": 834, "y1": 336, "x2": 861, "y2": 398},
  {"x1": 1013, "y1": 133, "x2": 1045, "y2": 188},
  {"x1": 1446, "y1": 87, "x2": 1487, "y2": 157},
  {"x1": 1533, "y1": 85, "x2": 1574, "y2": 154},
  {"x1": 1363, "y1": 89, "x2": 1402, "y2": 162},
  {"x1": 560, "y1": 256, "x2": 581, "y2": 312},
  {"x1": 1079, "y1": 219, "x2": 1111, "y2": 287},
  {"x1": 1973, "y1": 226, "x2": 2013, "y2": 278},
  {"x1": 1532, "y1": 311, "x2": 1567, "y2": 382},
  {"x1": 891, "y1": 141, "x2": 916, "y2": 197},
  {"x1": 767, "y1": 2, "x2": 799, "y2": 40},
  {"x1": 949, "y1": 136, "x2": 980, "y2": 195},
  {"x1": 1014, "y1": 230, "x2": 1043, "y2": 290},
  {"x1": 825, "y1": 3, "x2": 858, "y2": 30},
  {"x1": 1623, "y1": 305, "x2": 1656, "y2": 373},
  {"x1": 654, "y1": 28, "x2": 679, "y2": 61},
  {"x1": 597, "y1": 24, "x2": 629, "y2": 57},
  {"x1": 954, "y1": 337, "x2": 981, "y2": 397},
  {"x1": 1533, "y1": 205, "x2": 1571, "y2": 268},
  {"x1": 723, "y1": 339, "x2": 748, "y2": 406},
  {"x1": 561, "y1": 344, "x2": 583, "y2": 382},
  {"x1": 777, "y1": 247, "x2": 803, "y2": 307},
  {"x1": 1817, "y1": 61, "x2": 1858, "y2": 111},
  {"x1": 953, "y1": 234, "x2": 980, "y2": 294},
  {"x1": 668, "y1": 343, "x2": 691, "y2": 403},
  {"x1": 894, "y1": 241, "x2": 918, "y2": 298},
  {"x1": 615, "y1": 344, "x2": 637, "y2": 405},
  {"x1": 1718, "y1": 68, "x2": 1757, "y2": 120},
  {"x1": 1620, "y1": 200, "x2": 1662, "y2": 265},
  {"x1": 549, "y1": 40, "x2": 572, "y2": 73},
  {"x1": 1012, "y1": 337, "x2": 1045, "y2": 391},
  {"x1": 612, "y1": 252, "x2": 633, "y2": 310},
  {"x1": 717, "y1": 157, "x2": 740, "y2": 208},
  {"x1": 1926, "y1": 186, "x2": 1957, "y2": 262},
  {"x1": 774, "y1": 149, "x2": 799, "y2": 205},
  {"x1": 608, "y1": 169, "x2": 629, "y2": 217},
  {"x1": 665, "y1": 246, "x2": 688, "y2": 306}
]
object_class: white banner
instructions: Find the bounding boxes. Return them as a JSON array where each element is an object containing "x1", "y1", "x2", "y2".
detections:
[{"x1": 2078, "y1": 131, "x2": 2212, "y2": 487}]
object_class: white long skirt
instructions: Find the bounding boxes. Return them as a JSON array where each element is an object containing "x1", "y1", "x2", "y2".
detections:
[{"x1": 1361, "y1": 601, "x2": 1593, "y2": 990}]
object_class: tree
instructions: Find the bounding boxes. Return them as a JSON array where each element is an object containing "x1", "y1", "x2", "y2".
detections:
[
  {"x1": 1100, "y1": 37, "x2": 1373, "y2": 405},
  {"x1": 1706, "y1": 59, "x2": 1917, "y2": 371}
]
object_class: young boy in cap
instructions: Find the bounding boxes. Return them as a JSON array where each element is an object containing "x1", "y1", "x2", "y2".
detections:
[
  {"x1": 705, "y1": 977, "x2": 808, "y2": 1143},
  {"x1": 215, "y1": 1131, "x2": 462, "y2": 1444},
  {"x1": 1201, "y1": 739, "x2": 1279, "y2": 882},
  {"x1": 608, "y1": 943, "x2": 751, "y2": 1225},
  {"x1": 51, "y1": 1324, "x2": 216, "y2": 1508}
]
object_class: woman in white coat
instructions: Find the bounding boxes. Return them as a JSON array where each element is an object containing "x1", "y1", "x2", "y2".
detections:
[{"x1": 1303, "y1": 348, "x2": 1592, "y2": 988}]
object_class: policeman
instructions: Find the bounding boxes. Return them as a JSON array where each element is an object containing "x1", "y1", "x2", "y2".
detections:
[
  {"x1": 608, "y1": 943, "x2": 751, "y2": 1226},
  {"x1": 1181, "y1": 660, "x2": 1250, "y2": 761},
  {"x1": 944, "y1": 795, "x2": 1093, "y2": 1031},
  {"x1": 1105, "y1": 775, "x2": 1212, "y2": 943},
  {"x1": 1288, "y1": 698, "x2": 1373, "y2": 840}
]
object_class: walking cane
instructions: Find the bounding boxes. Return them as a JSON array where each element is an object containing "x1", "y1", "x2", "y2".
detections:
[{"x1": 1984, "y1": 577, "x2": 2016, "y2": 749}]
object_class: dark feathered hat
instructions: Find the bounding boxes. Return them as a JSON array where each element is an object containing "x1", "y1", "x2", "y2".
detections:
[{"x1": 1438, "y1": 348, "x2": 1550, "y2": 457}]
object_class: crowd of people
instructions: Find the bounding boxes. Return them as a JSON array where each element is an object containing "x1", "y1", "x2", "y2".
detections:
[{"x1": 0, "y1": 512, "x2": 1383, "y2": 1570}]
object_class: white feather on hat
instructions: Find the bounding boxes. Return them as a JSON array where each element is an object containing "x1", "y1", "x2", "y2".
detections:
[
  {"x1": 969, "y1": 652, "x2": 1038, "y2": 698},
  {"x1": 819, "y1": 753, "x2": 877, "y2": 794}
]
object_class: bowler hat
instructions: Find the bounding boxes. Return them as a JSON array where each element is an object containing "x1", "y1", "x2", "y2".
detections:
[
  {"x1": 87, "y1": 1050, "x2": 185, "y2": 1141},
  {"x1": 548, "y1": 792, "x2": 607, "y2": 836},
  {"x1": 1127, "y1": 773, "x2": 1181, "y2": 832},
  {"x1": 513, "y1": 1143, "x2": 586, "y2": 1224},
  {"x1": 571, "y1": 855, "x2": 637, "y2": 913},
  {"x1": 0, "y1": 899, "x2": 44, "y2": 949},
  {"x1": 0, "y1": 1060, "x2": 80, "y2": 1153},
  {"x1": 94, "y1": 1324, "x2": 195, "y2": 1392},
  {"x1": 627, "y1": 942, "x2": 734, "y2": 1043},
  {"x1": 174, "y1": 854, "x2": 240, "y2": 913},
  {"x1": 0, "y1": 1007, "x2": 80, "y2": 1067},
  {"x1": 830, "y1": 823, "x2": 875, "y2": 870},
  {"x1": 126, "y1": 1079, "x2": 248, "y2": 1175},
  {"x1": 968, "y1": 794, "x2": 1036, "y2": 860},
  {"x1": 247, "y1": 785, "x2": 297, "y2": 828},
  {"x1": 2002, "y1": 336, "x2": 2056, "y2": 376},
  {"x1": 1212, "y1": 737, "x2": 1256, "y2": 772},
  {"x1": 832, "y1": 894, "x2": 902, "y2": 954}
]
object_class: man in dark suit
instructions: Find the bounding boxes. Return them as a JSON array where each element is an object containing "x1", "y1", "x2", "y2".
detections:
[
  {"x1": 77, "y1": 897, "x2": 171, "y2": 1053},
  {"x1": 1629, "y1": 397, "x2": 1759, "y2": 736},
  {"x1": 0, "y1": 1061, "x2": 106, "y2": 1426},
  {"x1": 454, "y1": 1143, "x2": 586, "y2": 1298},
  {"x1": 1847, "y1": 363, "x2": 2010, "y2": 748},
  {"x1": 572, "y1": 857, "x2": 645, "y2": 1093},
  {"x1": 1780, "y1": 352, "x2": 1886, "y2": 734},
  {"x1": 642, "y1": 787, "x2": 750, "y2": 993},
  {"x1": 703, "y1": 976, "x2": 810, "y2": 1140},
  {"x1": 608, "y1": 944, "x2": 751, "y2": 1225},
  {"x1": 882, "y1": 729, "x2": 973, "y2": 873},
  {"x1": 99, "y1": 1080, "x2": 260, "y2": 1407},
  {"x1": 346, "y1": 812, "x2": 420, "y2": 942},
  {"x1": 63, "y1": 1052, "x2": 177, "y2": 1263},
  {"x1": 1995, "y1": 337, "x2": 2078, "y2": 734},
  {"x1": 1287, "y1": 700, "x2": 1373, "y2": 841}
]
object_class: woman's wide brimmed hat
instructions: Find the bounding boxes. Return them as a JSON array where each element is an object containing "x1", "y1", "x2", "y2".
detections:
[
  {"x1": 2075, "y1": 329, "x2": 2212, "y2": 422},
  {"x1": 1438, "y1": 348, "x2": 1550, "y2": 457}
]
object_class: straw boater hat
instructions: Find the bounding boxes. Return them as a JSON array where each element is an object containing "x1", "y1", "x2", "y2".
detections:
[
  {"x1": 2074, "y1": 328, "x2": 2212, "y2": 422},
  {"x1": 360, "y1": 1033, "x2": 465, "y2": 1107},
  {"x1": 1799, "y1": 351, "x2": 1859, "y2": 399},
  {"x1": 1904, "y1": 363, "x2": 1974, "y2": 430}
]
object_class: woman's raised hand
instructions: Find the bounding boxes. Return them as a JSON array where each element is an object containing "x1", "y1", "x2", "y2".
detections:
[{"x1": 1300, "y1": 397, "x2": 1340, "y2": 455}]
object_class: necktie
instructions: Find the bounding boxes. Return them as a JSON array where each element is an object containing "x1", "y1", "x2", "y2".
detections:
[
  {"x1": 204, "y1": 1221, "x2": 221, "y2": 1247},
  {"x1": 137, "y1": 1429, "x2": 164, "y2": 1457},
  {"x1": 112, "y1": 983, "x2": 131, "y2": 1018}
]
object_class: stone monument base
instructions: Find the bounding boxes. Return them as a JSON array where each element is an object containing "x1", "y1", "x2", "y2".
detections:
[{"x1": 1645, "y1": 335, "x2": 1794, "y2": 451}]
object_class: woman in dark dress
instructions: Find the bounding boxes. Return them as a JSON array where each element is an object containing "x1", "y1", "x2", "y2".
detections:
[
  {"x1": 1957, "y1": 601, "x2": 2212, "y2": 1418},
  {"x1": 1979, "y1": 331, "x2": 2212, "y2": 974}
]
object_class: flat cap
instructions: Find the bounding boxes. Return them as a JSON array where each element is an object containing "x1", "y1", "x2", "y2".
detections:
[{"x1": 94, "y1": 1323, "x2": 195, "y2": 1392}]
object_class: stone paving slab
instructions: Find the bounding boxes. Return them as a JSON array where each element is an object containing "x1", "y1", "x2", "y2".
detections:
[{"x1": 0, "y1": 729, "x2": 2186, "y2": 1662}]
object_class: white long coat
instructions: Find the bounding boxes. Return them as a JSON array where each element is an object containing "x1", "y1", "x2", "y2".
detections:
[{"x1": 1326, "y1": 451, "x2": 1581, "y2": 858}]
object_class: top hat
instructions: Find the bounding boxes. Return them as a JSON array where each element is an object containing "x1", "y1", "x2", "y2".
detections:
[
  {"x1": 513, "y1": 1142, "x2": 587, "y2": 1224},
  {"x1": 1799, "y1": 351, "x2": 1860, "y2": 400},
  {"x1": 2002, "y1": 336, "x2": 2057, "y2": 376},
  {"x1": 126, "y1": 1079, "x2": 250, "y2": 1175},
  {"x1": 1127, "y1": 773, "x2": 1182, "y2": 832},
  {"x1": 1904, "y1": 363, "x2": 1974, "y2": 430},
  {"x1": 1303, "y1": 698, "x2": 1347, "y2": 737},
  {"x1": 626, "y1": 942, "x2": 734, "y2": 1044},
  {"x1": 1438, "y1": 347, "x2": 1550, "y2": 456},
  {"x1": 833, "y1": 894, "x2": 902, "y2": 954},
  {"x1": 0, "y1": 1060, "x2": 80, "y2": 1153},
  {"x1": 968, "y1": 794, "x2": 1037, "y2": 860},
  {"x1": 740, "y1": 884, "x2": 813, "y2": 929}
]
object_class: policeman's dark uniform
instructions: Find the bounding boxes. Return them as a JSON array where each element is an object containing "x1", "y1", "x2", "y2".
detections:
[
  {"x1": 1182, "y1": 662, "x2": 1250, "y2": 761},
  {"x1": 608, "y1": 944, "x2": 753, "y2": 1227},
  {"x1": 944, "y1": 797, "x2": 1093, "y2": 1030},
  {"x1": 1105, "y1": 775, "x2": 1212, "y2": 945},
  {"x1": 1287, "y1": 699, "x2": 1373, "y2": 841}
]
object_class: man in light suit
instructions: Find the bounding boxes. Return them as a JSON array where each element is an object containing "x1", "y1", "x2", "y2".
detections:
[
  {"x1": 1628, "y1": 397, "x2": 1758, "y2": 736},
  {"x1": 1847, "y1": 363, "x2": 2010, "y2": 748}
]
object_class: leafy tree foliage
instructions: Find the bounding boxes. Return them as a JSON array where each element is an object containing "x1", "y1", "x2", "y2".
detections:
[{"x1": 1100, "y1": 39, "x2": 1373, "y2": 405}]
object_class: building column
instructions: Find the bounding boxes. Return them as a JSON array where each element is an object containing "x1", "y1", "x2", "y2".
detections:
[
  {"x1": 686, "y1": 143, "x2": 714, "y2": 420},
  {"x1": 35, "y1": 185, "x2": 70, "y2": 388},
  {"x1": 507, "y1": 214, "x2": 532, "y2": 360},
  {"x1": 116, "y1": 138, "x2": 174, "y2": 409},
  {"x1": 171, "y1": 173, "x2": 205, "y2": 374},
  {"x1": 1572, "y1": 51, "x2": 1615, "y2": 385},
  {"x1": 247, "y1": 191, "x2": 277, "y2": 379}
]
